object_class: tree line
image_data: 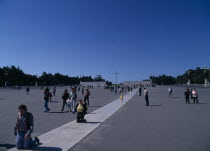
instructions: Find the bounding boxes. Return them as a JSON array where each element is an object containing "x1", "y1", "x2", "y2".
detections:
[
  {"x1": 150, "y1": 67, "x2": 210, "y2": 85},
  {"x1": 0, "y1": 66, "x2": 111, "y2": 86}
]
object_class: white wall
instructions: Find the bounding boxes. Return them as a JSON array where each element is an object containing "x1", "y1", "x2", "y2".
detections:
[{"x1": 80, "y1": 81, "x2": 106, "y2": 86}]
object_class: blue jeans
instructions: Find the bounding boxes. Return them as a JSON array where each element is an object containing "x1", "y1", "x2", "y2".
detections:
[
  {"x1": 44, "y1": 100, "x2": 50, "y2": 111},
  {"x1": 71, "y1": 100, "x2": 76, "y2": 112},
  {"x1": 16, "y1": 131, "x2": 37, "y2": 149}
]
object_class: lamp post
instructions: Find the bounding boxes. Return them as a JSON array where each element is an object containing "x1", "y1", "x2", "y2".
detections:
[
  {"x1": 187, "y1": 70, "x2": 191, "y2": 85},
  {"x1": 203, "y1": 65, "x2": 208, "y2": 87},
  {"x1": 4, "y1": 71, "x2": 8, "y2": 87}
]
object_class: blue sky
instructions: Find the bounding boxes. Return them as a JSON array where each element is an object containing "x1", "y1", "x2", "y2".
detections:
[{"x1": 0, "y1": 0, "x2": 210, "y2": 82}]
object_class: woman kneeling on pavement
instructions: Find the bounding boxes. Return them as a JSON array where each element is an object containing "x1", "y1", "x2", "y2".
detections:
[{"x1": 76, "y1": 99, "x2": 87, "y2": 123}]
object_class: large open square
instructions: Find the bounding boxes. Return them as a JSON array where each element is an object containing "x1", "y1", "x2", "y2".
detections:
[
  {"x1": 0, "y1": 86, "x2": 122, "y2": 149},
  {"x1": 1, "y1": 85, "x2": 210, "y2": 151},
  {"x1": 1, "y1": 1, "x2": 210, "y2": 150},
  {"x1": 69, "y1": 86, "x2": 210, "y2": 151}
]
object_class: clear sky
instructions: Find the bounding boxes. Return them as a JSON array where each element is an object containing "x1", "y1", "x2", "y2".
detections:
[{"x1": 0, "y1": 0, "x2": 210, "y2": 83}]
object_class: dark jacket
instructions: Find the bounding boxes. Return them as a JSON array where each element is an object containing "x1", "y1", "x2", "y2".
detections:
[
  {"x1": 62, "y1": 92, "x2": 69, "y2": 101},
  {"x1": 185, "y1": 91, "x2": 190, "y2": 98},
  {"x1": 44, "y1": 92, "x2": 50, "y2": 101},
  {"x1": 15, "y1": 112, "x2": 33, "y2": 136}
]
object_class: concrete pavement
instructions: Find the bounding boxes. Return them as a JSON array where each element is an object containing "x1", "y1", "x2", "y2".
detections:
[
  {"x1": 7, "y1": 89, "x2": 137, "y2": 151},
  {"x1": 0, "y1": 86, "x2": 125, "y2": 149},
  {"x1": 69, "y1": 86, "x2": 210, "y2": 151}
]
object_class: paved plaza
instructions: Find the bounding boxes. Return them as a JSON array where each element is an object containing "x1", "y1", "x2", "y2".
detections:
[
  {"x1": 0, "y1": 86, "x2": 123, "y2": 149},
  {"x1": 70, "y1": 86, "x2": 210, "y2": 151},
  {"x1": 0, "y1": 86, "x2": 210, "y2": 151}
]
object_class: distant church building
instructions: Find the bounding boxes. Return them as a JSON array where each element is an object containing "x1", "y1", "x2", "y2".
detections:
[
  {"x1": 123, "y1": 80, "x2": 151, "y2": 86},
  {"x1": 80, "y1": 81, "x2": 106, "y2": 87}
]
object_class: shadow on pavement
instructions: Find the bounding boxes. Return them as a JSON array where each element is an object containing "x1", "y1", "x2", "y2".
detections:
[
  {"x1": 85, "y1": 122, "x2": 102, "y2": 124},
  {"x1": 47, "y1": 112, "x2": 66, "y2": 113},
  {"x1": 0, "y1": 144, "x2": 15, "y2": 149},
  {"x1": 88, "y1": 106, "x2": 102, "y2": 107},
  {"x1": 31, "y1": 146, "x2": 62, "y2": 151},
  {"x1": 78, "y1": 97, "x2": 95, "y2": 99},
  {"x1": 149, "y1": 105, "x2": 162, "y2": 106},
  {"x1": 188, "y1": 103, "x2": 208, "y2": 105}
]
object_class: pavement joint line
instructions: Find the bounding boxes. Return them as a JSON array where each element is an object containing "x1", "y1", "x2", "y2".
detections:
[{"x1": 8, "y1": 89, "x2": 138, "y2": 151}]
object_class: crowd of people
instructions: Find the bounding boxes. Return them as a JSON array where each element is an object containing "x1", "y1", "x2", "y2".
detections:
[
  {"x1": 12, "y1": 84, "x2": 203, "y2": 149},
  {"x1": 14, "y1": 85, "x2": 92, "y2": 149}
]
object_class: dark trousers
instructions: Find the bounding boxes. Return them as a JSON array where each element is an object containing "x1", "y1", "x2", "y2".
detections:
[
  {"x1": 61, "y1": 100, "x2": 66, "y2": 111},
  {"x1": 84, "y1": 96, "x2": 89, "y2": 106},
  {"x1": 145, "y1": 95, "x2": 149, "y2": 106},
  {"x1": 77, "y1": 112, "x2": 86, "y2": 123},
  {"x1": 193, "y1": 97, "x2": 199, "y2": 103},
  {"x1": 185, "y1": 97, "x2": 190, "y2": 104},
  {"x1": 139, "y1": 91, "x2": 141, "y2": 96}
]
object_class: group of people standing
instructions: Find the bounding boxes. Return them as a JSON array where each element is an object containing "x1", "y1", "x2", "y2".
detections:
[
  {"x1": 42, "y1": 87, "x2": 90, "y2": 113},
  {"x1": 184, "y1": 88, "x2": 199, "y2": 104},
  {"x1": 139, "y1": 86, "x2": 200, "y2": 106},
  {"x1": 168, "y1": 87, "x2": 199, "y2": 104},
  {"x1": 13, "y1": 85, "x2": 202, "y2": 150},
  {"x1": 60, "y1": 88, "x2": 88, "y2": 123},
  {"x1": 42, "y1": 86, "x2": 90, "y2": 124},
  {"x1": 14, "y1": 86, "x2": 91, "y2": 150}
]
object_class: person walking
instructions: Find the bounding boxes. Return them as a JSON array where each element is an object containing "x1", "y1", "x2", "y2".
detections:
[
  {"x1": 14, "y1": 105, "x2": 39, "y2": 149},
  {"x1": 43, "y1": 87, "x2": 50, "y2": 112},
  {"x1": 76, "y1": 99, "x2": 87, "y2": 123},
  {"x1": 192, "y1": 88, "x2": 199, "y2": 103},
  {"x1": 119, "y1": 87, "x2": 122, "y2": 95},
  {"x1": 53, "y1": 86, "x2": 56, "y2": 96},
  {"x1": 71, "y1": 88, "x2": 77, "y2": 113},
  {"x1": 26, "y1": 87, "x2": 30, "y2": 95},
  {"x1": 144, "y1": 88, "x2": 149, "y2": 106},
  {"x1": 168, "y1": 87, "x2": 173, "y2": 97},
  {"x1": 61, "y1": 89, "x2": 70, "y2": 112},
  {"x1": 184, "y1": 88, "x2": 190, "y2": 104},
  {"x1": 49, "y1": 92, "x2": 52, "y2": 102},
  {"x1": 82, "y1": 87, "x2": 84, "y2": 95},
  {"x1": 138, "y1": 87, "x2": 142, "y2": 96},
  {"x1": 114, "y1": 86, "x2": 117, "y2": 94},
  {"x1": 84, "y1": 89, "x2": 90, "y2": 106}
]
